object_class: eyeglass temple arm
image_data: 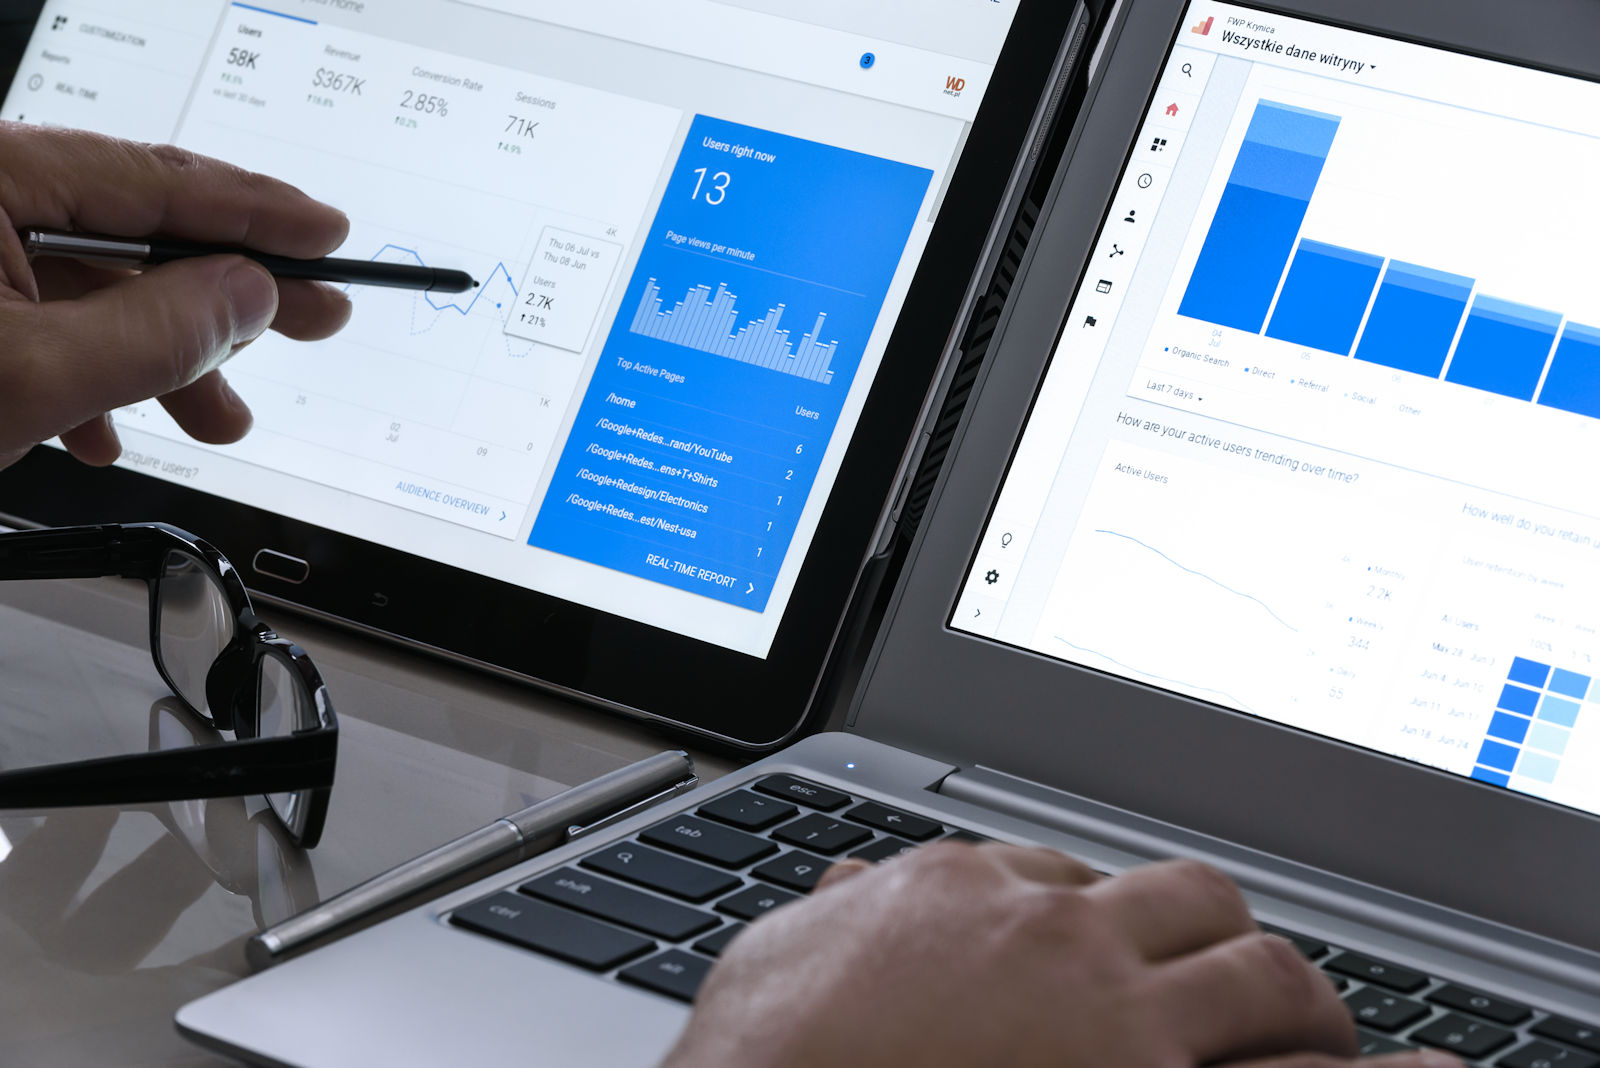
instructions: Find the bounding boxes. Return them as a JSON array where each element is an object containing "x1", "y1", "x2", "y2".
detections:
[
  {"x1": 0, "y1": 731, "x2": 336, "y2": 808},
  {"x1": 0, "y1": 523, "x2": 166, "y2": 581}
]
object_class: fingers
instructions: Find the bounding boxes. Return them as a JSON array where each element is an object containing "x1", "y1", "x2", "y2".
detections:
[
  {"x1": 157, "y1": 371, "x2": 253, "y2": 445},
  {"x1": 272, "y1": 279, "x2": 352, "y2": 341},
  {"x1": 0, "y1": 124, "x2": 348, "y2": 256},
  {"x1": 1083, "y1": 858, "x2": 1255, "y2": 959},
  {"x1": 58, "y1": 414, "x2": 122, "y2": 466},
  {"x1": 816, "y1": 859, "x2": 870, "y2": 891},
  {"x1": 1151, "y1": 932, "x2": 1357, "y2": 1063},
  {"x1": 975, "y1": 842, "x2": 1100, "y2": 886},
  {"x1": 0, "y1": 255, "x2": 276, "y2": 453}
]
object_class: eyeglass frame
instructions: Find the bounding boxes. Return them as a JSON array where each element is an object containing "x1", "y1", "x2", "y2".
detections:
[{"x1": 0, "y1": 522, "x2": 337, "y2": 847}]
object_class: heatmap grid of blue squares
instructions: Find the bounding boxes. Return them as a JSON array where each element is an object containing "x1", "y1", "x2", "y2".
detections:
[{"x1": 1471, "y1": 657, "x2": 1588, "y2": 787}]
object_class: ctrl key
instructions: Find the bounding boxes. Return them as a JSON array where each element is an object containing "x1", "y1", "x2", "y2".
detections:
[
  {"x1": 450, "y1": 893, "x2": 654, "y2": 971},
  {"x1": 619, "y1": 949, "x2": 714, "y2": 1003}
]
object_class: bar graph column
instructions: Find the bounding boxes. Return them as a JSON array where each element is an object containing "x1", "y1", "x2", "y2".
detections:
[
  {"x1": 1263, "y1": 240, "x2": 1382, "y2": 354},
  {"x1": 1353, "y1": 261, "x2": 1473, "y2": 377},
  {"x1": 1537, "y1": 322, "x2": 1600, "y2": 419},
  {"x1": 1178, "y1": 101, "x2": 1342, "y2": 333},
  {"x1": 1443, "y1": 296, "x2": 1561, "y2": 400}
]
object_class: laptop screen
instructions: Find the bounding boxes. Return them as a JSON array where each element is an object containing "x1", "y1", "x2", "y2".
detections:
[
  {"x1": 2, "y1": 0, "x2": 1023, "y2": 659},
  {"x1": 955, "y1": 0, "x2": 1600, "y2": 819}
]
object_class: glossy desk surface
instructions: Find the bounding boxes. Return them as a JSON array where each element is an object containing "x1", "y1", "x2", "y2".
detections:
[{"x1": 0, "y1": 576, "x2": 737, "y2": 1066}]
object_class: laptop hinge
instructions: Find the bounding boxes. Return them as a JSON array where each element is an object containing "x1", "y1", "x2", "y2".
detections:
[{"x1": 939, "y1": 765, "x2": 1600, "y2": 997}]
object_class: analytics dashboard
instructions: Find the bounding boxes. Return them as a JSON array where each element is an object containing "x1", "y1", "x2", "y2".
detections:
[
  {"x1": 4, "y1": 0, "x2": 1019, "y2": 656},
  {"x1": 956, "y1": 0, "x2": 1600, "y2": 819}
]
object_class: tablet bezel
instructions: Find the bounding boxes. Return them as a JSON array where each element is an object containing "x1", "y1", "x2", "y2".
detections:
[
  {"x1": 852, "y1": 0, "x2": 1600, "y2": 949},
  {"x1": 0, "y1": 0, "x2": 1088, "y2": 751}
]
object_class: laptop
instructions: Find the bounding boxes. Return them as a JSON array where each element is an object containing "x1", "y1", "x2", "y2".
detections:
[{"x1": 181, "y1": 0, "x2": 1600, "y2": 1061}]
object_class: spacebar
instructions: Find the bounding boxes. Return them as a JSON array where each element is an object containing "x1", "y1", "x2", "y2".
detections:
[{"x1": 451, "y1": 893, "x2": 656, "y2": 971}]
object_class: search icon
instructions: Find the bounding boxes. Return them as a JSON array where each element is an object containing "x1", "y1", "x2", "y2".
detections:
[{"x1": 1181, "y1": 62, "x2": 1193, "y2": 77}]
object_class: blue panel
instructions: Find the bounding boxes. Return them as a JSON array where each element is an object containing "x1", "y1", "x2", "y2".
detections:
[
  {"x1": 1537, "y1": 322, "x2": 1600, "y2": 419},
  {"x1": 1471, "y1": 766, "x2": 1511, "y2": 787},
  {"x1": 1264, "y1": 241, "x2": 1383, "y2": 354},
  {"x1": 1496, "y1": 682, "x2": 1540, "y2": 716},
  {"x1": 528, "y1": 115, "x2": 931, "y2": 609},
  {"x1": 1476, "y1": 738, "x2": 1520, "y2": 772},
  {"x1": 1549, "y1": 668, "x2": 1590, "y2": 699},
  {"x1": 1537, "y1": 695, "x2": 1581, "y2": 727},
  {"x1": 1508, "y1": 656, "x2": 1552, "y2": 687},
  {"x1": 1354, "y1": 261, "x2": 1472, "y2": 377},
  {"x1": 1444, "y1": 296, "x2": 1561, "y2": 400},
  {"x1": 1178, "y1": 101, "x2": 1340, "y2": 333},
  {"x1": 1515, "y1": 750, "x2": 1560, "y2": 784},
  {"x1": 1486, "y1": 711, "x2": 1531, "y2": 744},
  {"x1": 1526, "y1": 720, "x2": 1571, "y2": 756}
]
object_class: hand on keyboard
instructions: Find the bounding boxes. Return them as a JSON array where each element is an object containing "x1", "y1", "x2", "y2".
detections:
[
  {"x1": 660, "y1": 841, "x2": 1462, "y2": 1068},
  {"x1": 0, "y1": 123, "x2": 352, "y2": 470}
]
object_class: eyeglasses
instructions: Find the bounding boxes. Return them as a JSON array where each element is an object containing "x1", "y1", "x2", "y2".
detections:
[{"x1": 0, "y1": 523, "x2": 337, "y2": 847}]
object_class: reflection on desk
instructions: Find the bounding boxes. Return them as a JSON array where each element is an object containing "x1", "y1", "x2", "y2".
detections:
[{"x1": 0, "y1": 574, "x2": 735, "y2": 1067}]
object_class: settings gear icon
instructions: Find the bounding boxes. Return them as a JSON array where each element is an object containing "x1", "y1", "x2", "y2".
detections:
[{"x1": 984, "y1": 569, "x2": 1000, "y2": 585}]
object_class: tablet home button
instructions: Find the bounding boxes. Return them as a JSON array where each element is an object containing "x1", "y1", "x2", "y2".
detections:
[{"x1": 251, "y1": 549, "x2": 310, "y2": 585}]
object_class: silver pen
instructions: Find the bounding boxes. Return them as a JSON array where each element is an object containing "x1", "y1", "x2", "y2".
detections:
[{"x1": 246, "y1": 749, "x2": 697, "y2": 968}]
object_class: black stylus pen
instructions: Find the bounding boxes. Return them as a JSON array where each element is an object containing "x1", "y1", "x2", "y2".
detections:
[{"x1": 21, "y1": 228, "x2": 479, "y2": 293}]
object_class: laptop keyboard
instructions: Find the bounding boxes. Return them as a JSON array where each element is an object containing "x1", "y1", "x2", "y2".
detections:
[{"x1": 448, "y1": 775, "x2": 1600, "y2": 1066}]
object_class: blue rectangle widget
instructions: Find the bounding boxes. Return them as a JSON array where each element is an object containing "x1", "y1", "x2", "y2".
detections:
[
  {"x1": 1508, "y1": 656, "x2": 1552, "y2": 687},
  {"x1": 1177, "y1": 101, "x2": 1340, "y2": 334},
  {"x1": 1549, "y1": 667, "x2": 1590, "y2": 698},
  {"x1": 1353, "y1": 261, "x2": 1472, "y2": 378},
  {"x1": 1536, "y1": 322, "x2": 1600, "y2": 419},
  {"x1": 1526, "y1": 720, "x2": 1571, "y2": 756},
  {"x1": 1496, "y1": 682, "x2": 1541, "y2": 716},
  {"x1": 1476, "y1": 738, "x2": 1520, "y2": 771},
  {"x1": 1537, "y1": 694, "x2": 1581, "y2": 727},
  {"x1": 1444, "y1": 295, "x2": 1561, "y2": 400},
  {"x1": 1471, "y1": 766, "x2": 1511, "y2": 787},
  {"x1": 1515, "y1": 750, "x2": 1560, "y2": 784},
  {"x1": 1263, "y1": 240, "x2": 1382, "y2": 354},
  {"x1": 1486, "y1": 710, "x2": 1531, "y2": 744}
]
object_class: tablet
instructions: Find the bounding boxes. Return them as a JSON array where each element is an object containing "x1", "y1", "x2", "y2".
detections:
[{"x1": 0, "y1": 0, "x2": 1089, "y2": 748}]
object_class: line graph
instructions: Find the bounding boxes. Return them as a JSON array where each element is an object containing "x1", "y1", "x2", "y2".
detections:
[
  {"x1": 359, "y1": 242, "x2": 521, "y2": 316},
  {"x1": 1054, "y1": 637, "x2": 1259, "y2": 714},
  {"x1": 1093, "y1": 529, "x2": 1298, "y2": 631}
]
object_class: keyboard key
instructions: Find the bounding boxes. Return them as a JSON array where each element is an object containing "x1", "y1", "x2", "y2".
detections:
[
  {"x1": 716, "y1": 883, "x2": 801, "y2": 922},
  {"x1": 451, "y1": 893, "x2": 654, "y2": 971},
  {"x1": 522, "y1": 869, "x2": 718, "y2": 942},
  {"x1": 1357, "y1": 1031, "x2": 1414, "y2": 1056},
  {"x1": 641, "y1": 814, "x2": 778, "y2": 868},
  {"x1": 850, "y1": 836, "x2": 919, "y2": 863},
  {"x1": 1499, "y1": 1040, "x2": 1600, "y2": 1068},
  {"x1": 753, "y1": 774, "x2": 850, "y2": 811},
  {"x1": 693, "y1": 923, "x2": 746, "y2": 959},
  {"x1": 1260, "y1": 924, "x2": 1328, "y2": 960},
  {"x1": 1344, "y1": 987, "x2": 1431, "y2": 1032},
  {"x1": 1324, "y1": 951, "x2": 1429, "y2": 993},
  {"x1": 1533, "y1": 1017, "x2": 1600, "y2": 1055},
  {"x1": 697, "y1": 790, "x2": 797, "y2": 831},
  {"x1": 1428, "y1": 984, "x2": 1532, "y2": 1026},
  {"x1": 582, "y1": 842, "x2": 741, "y2": 903},
  {"x1": 845, "y1": 801, "x2": 943, "y2": 841},
  {"x1": 1323, "y1": 974, "x2": 1349, "y2": 993},
  {"x1": 1412, "y1": 1013, "x2": 1516, "y2": 1058},
  {"x1": 772, "y1": 813, "x2": 872, "y2": 855},
  {"x1": 752, "y1": 850, "x2": 832, "y2": 892},
  {"x1": 618, "y1": 949, "x2": 713, "y2": 1003}
]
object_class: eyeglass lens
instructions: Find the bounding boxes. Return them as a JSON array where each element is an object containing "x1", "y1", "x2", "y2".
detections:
[
  {"x1": 154, "y1": 550, "x2": 236, "y2": 717},
  {"x1": 258, "y1": 654, "x2": 317, "y2": 840}
]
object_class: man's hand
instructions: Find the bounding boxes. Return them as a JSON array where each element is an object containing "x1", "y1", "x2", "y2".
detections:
[
  {"x1": 0, "y1": 123, "x2": 353, "y2": 469},
  {"x1": 663, "y1": 843, "x2": 1461, "y2": 1068}
]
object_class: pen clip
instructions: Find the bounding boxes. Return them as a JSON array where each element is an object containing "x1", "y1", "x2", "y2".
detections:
[{"x1": 564, "y1": 776, "x2": 699, "y2": 842}]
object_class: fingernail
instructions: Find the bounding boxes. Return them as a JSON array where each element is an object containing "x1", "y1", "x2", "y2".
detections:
[{"x1": 223, "y1": 262, "x2": 278, "y2": 345}]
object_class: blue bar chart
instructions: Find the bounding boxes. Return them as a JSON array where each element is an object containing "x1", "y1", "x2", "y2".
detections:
[
  {"x1": 629, "y1": 278, "x2": 839, "y2": 384},
  {"x1": 1177, "y1": 101, "x2": 1341, "y2": 332},
  {"x1": 1472, "y1": 656, "x2": 1590, "y2": 788},
  {"x1": 1178, "y1": 98, "x2": 1600, "y2": 424}
]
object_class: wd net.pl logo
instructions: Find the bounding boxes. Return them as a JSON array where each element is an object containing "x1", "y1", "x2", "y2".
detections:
[{"x1": 943, "y1": 75, "x2": 966, "y2": 97}]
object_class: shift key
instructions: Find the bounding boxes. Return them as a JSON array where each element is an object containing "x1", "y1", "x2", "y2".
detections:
[{"x1": 642, "y1": 814, "x2": 778, "y2": 868}]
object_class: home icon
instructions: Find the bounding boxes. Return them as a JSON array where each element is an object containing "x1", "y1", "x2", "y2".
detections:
[{"x1": 1165, "y1": 103, "x2": 1180, "y2": 117}]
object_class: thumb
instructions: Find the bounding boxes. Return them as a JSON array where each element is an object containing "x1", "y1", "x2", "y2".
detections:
[{"x1": 0, "y1": 255, "x2": 276, "y2": 451}]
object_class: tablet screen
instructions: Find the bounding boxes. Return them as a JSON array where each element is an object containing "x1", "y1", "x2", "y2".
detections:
[
  {"x1": 956, "y1": 0, "x2": 1600, "y2": 817},
  {"x1": 4, "y1": 0, "x2": 1024, "y2": 658}
]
